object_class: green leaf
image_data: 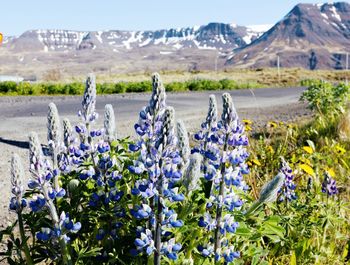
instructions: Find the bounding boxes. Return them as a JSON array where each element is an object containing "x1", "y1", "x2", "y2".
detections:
[
  {"x1": 86, "y1": 180, "x2": 95, "y2": 190},
  {"x1": 261, "y1": 221, "x2": 285, "y2": 238},
  {"x1": 235, "y1": 227, "x2": 252, "y2": 237}
]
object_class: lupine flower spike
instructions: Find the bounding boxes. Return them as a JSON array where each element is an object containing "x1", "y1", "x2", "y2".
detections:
[
  {"x1": 104, "y1": 104, "x2": 117, "y2": 144},
  {"x1": 47, "y1": 102, "x2": 62, "y2": 191},
  {"x1": 184, "y1": 153, "x2": 202, "y2": 196},
  {"x1": 9, "y1": 154, "x2": 26, "y2": 212},
  {"x1": 129, "y1": 73, "x2": 183, "y2": 264},
  {"x1": 10, "y1": 153, "x2": 33, "y2": 264},
  {"x1": 193, "y1": 93, "x2": 249, "y2": 264},
  {"x1": 28, "y1": 132, "x2": 78, "y2": 264},
  {"x1": 322, "y1": 172, "x2": 338, "y2": 196},
  {"x1": 278, "y1": 158, "x2": 297, "y2": 202},
  {"x1": 176, "y1": 120, "x2": 190, "y2": 173}
]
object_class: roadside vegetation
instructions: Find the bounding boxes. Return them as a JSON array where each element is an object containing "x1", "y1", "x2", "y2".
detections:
[
  {"x1": 1, "y1": 68, "x2": 350, "y2": 96},
  {"x1": 0, "y1": 74, "x2": 349, "y2": 265},
  {"x1": 0, "y1": 78, "x2": 261, "y2": 96}
]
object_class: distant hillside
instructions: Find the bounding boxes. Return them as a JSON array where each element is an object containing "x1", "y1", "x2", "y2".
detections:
[
  {"x1": 0, "y1": 23, "x2": 270, "y2": 79},
  {"x1": 226, "y1": 2, "x2": 350, "y2": 70}
]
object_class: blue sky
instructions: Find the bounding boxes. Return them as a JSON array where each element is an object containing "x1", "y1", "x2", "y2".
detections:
[{"x1": 1, "y1": 0, "x2": 349, "y2": 35}]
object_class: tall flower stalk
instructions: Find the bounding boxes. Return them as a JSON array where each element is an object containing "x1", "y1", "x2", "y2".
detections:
[
  {"x1": 278, "y1": 158, "x2": 297, "y2": 202},
  {"x1": 9, "y1": 154, "x2": 33, "y2": 265},
  {"x1": 129, "y1": 73, "x2": 183, "y2": 264},
  {"x1": 104, "y1": 104, "x2": 117, "y2": 144},
  {"x1": 47, "y1": 102, "x2": 63, "y2": 191},
  {"x1": 28, "y1": 132, "x2": 80, "y2": 265},
  {"x1": 193, "y1": 93, "x2": 249, "y2": 264}
]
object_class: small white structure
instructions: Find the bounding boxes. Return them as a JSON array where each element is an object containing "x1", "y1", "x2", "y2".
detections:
[{"x1": 0, "y1": 75, "x2": 24, "y2": 82}]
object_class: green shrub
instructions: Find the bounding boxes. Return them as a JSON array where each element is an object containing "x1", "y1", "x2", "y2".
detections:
[
  {"x1": 165, "y1": 82, "x2": 187, "y2": 92},
  {"x1": 125, "y1": 81, "x2": 152, "y2": 93},
  {"x1": 219, "y1": 79, "x2": 238, "y2": 90},
  {"x1": 0, "y1": 81, "x2": 17, "y2": 93}
]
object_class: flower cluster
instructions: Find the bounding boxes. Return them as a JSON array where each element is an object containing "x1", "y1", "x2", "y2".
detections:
[
  {"x1": 129, "y1": 73, "x2": 184, "y2": 260},
  {"x1": 278, "y1": 158, "x2": 297, "y2": 202},
  {"x1": 9, "y1": 154, "x2": 27, "y2": 212},
  {"x1": 36, "y1": 211, "x2": 81, "y2": 243},
  {"x1": 193, "y1": 93, "x2": 249, "y2": 263},
  {"x1": 28, "y1": 133, "x2": 81, "y2": 241},
  {"x1": 322, "y1": 172, "x2": 338, "y2": 196}
]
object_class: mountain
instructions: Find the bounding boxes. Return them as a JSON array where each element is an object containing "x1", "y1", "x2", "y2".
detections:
[
  {"x1": 226, "y1": 2, "x2": 350, "y2": 69},
  {"x1": 0, "y1": 23, "x2": 269, "y2": 79},
  {"x1": 7, "y1": 23, "x2": 266, "y2": 52}
]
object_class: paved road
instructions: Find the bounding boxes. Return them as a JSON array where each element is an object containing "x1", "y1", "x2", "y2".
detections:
[{"x1": 0, "y1": 86, "x2": 305, "y2": 119}]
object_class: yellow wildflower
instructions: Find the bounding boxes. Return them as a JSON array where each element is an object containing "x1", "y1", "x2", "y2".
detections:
[
  {"x1": 267, "y1": 121, "x2": 278, "y2": 128},
  {"x1": 245, "y1": 125, "x2": 252, "y2": 131},
  {"x1": 302, "y1": 146, "x2": 313, "y2": 154},
  {"x1": 252, "y1": 159, "x2": 261, "y2": 166},
  {"x1": 335, "y1": 145, "x2": 346, "y2": 154},
  {"x1": 299, "y1": 164, "x2": 315, "y2": 176},
  {"x1": 242, "y1": 119, "x2": 253, "y2": 125},
  {"x1": 267, "y1": 145, "x2": 274, "y2": 154}
]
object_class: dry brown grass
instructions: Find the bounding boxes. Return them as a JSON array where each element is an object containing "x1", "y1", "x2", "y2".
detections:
[{"x1": 83, "y1": 68, "x2": 350, "y2": 86}]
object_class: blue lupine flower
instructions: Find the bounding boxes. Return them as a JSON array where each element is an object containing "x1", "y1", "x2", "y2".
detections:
[
  {"x1": 193, "y1": 93, "x2": 249, "y2": 261},
  {"x1": 198, "y1": 213, "x2": 217, "y2": 231},
  {"x1": 29, "y1": 195, "x2": 46, "y2": 212},
  {"x1": 96, "y1": 228, "x2": 106, "y2": 241},
  {"x1": 97, "y1": 141, "x2": 110, "y2": 153},
  {"x1": 134, "y1": 229, "x2": 155, "y2": 256},
  {"x1": 161, "y1": 239, "x2": 182, "y2": 261},
  {"x1": 109, "y1": 189, "x2": 124, "y2": 202},
  {"x1": 36, "y1": 228, "x2": 52, "y2": 241},
  {"x1": 322, "y1": 172, "x2": 338, "y2": 196},
  {"x1": 278, "y1": 158, "x2": 297, "y2": 202},
  {"x1": 128, "y1": 161, "x2": 145, "y2": 174},
  {"x1": 197, "y1": 244, "x2": 214, "y2": 257},
  {"x1": 129, "y1": 74, "x2": 184, "y2": 260},
  {"x1": 220, "y1": 214, "x2": 239, "y2": 234},
  {"x1": 79, "y1": 166, "x2": 95, "y2": 180},
  {"x1": 131, "y1": 204, "x2": 153, "y2": 219}
]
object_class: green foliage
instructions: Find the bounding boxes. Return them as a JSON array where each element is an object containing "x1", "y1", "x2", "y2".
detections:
[
  {"x1": 300, "y1": 81, "x2": 349, "y2": 116},
  {"x1": 1, "y1": 78, "x2": 350, "y2": 265},
  {"x1": 0, "y1": 79, "x2": 261, "y2": 96}
]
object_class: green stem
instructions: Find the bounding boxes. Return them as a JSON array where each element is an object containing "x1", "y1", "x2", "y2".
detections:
[
  {"x1": 186, "y1": 229, "x2": 200, "y2": 259},
  {"x1": 18, "y1": 212, "x2": 34, "y2": 265},
  {"x1": 214, "y1": 134, "x2": 229, "y2": 263},
  {"x1": 59, "y1": 237, "x2": 72, "y2": 265}
]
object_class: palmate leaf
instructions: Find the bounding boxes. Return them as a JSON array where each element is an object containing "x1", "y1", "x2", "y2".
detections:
[{"x1": 260, "y1": 216, "x2": 285, "y2": 239}]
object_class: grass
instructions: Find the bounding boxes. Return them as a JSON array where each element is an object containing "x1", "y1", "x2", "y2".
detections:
[{"x1": 1, "y1": 68, "x2": 350, "y2": 96}]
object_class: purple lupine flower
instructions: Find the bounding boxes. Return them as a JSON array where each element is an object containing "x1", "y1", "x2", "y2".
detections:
[
  {"x1": 129, "y1": 73, "x2": 183, "y2": 261},
  {"x1": 134, "y1": 229, "x2": 155, "y2": 255},
  {"x1": 193, "y1": 93, "x2": 249, "y2": 262},
  {"x1": 278, "y1": 158, "x2": 297, "y2": 202},
  {"x1": 161, "y1": 238, "x2": 182, "y2": 260},
  {"x1": 28, "y1": 132, "x2": 79, "y2": 246},
  {"x1": 9, "y1": 154, "x2": 27, "y2": 212},
  {"x1": 322, "y1": 172, "x2": 338, "y2": 196}
]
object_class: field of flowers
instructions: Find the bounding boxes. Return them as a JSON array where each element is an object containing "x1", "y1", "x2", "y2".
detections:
[{"x1": 0, "y1": 74, "x2": 349, "y2": 265}]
